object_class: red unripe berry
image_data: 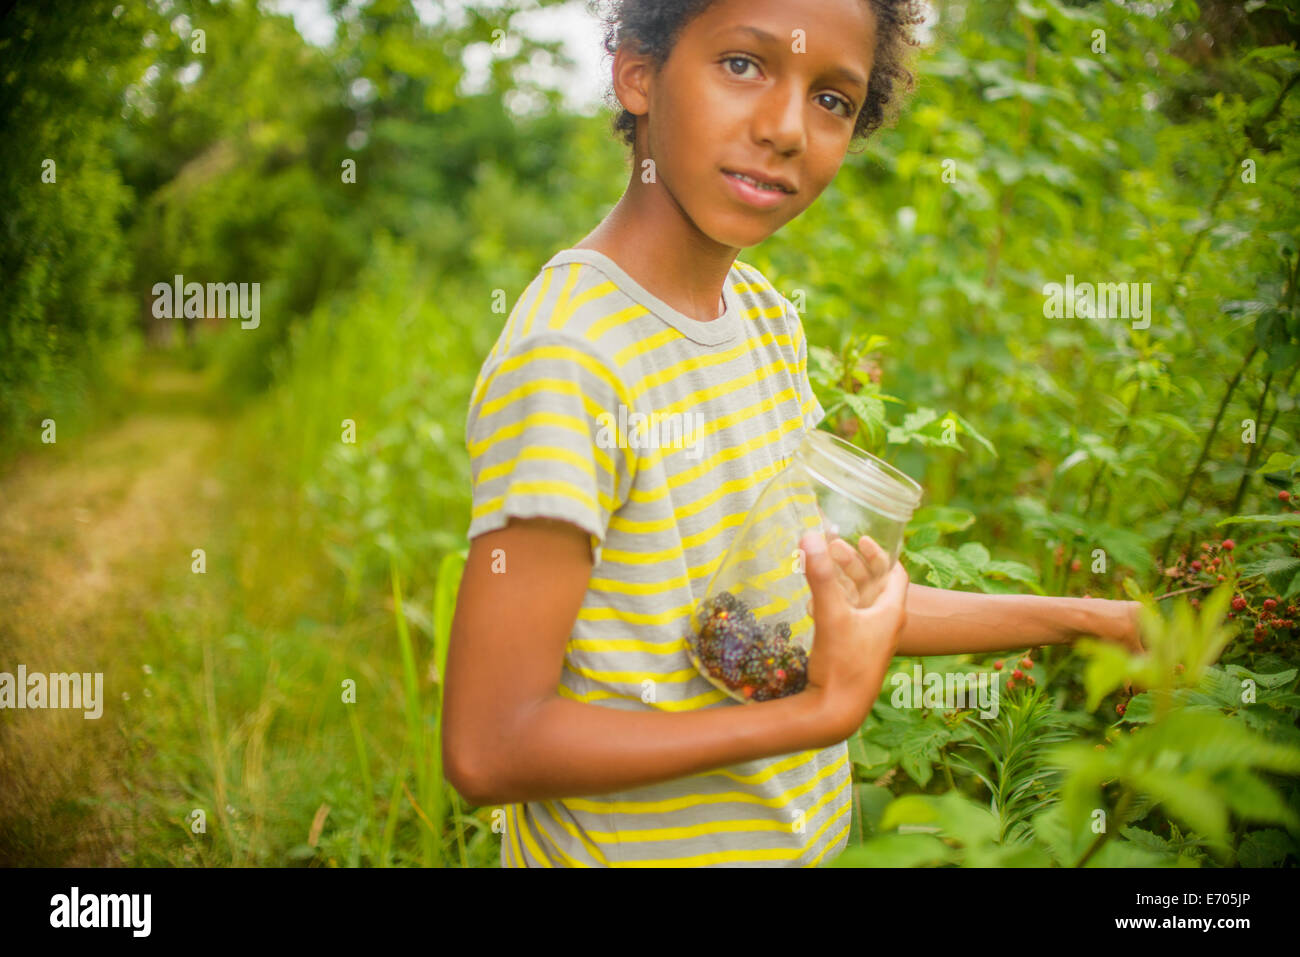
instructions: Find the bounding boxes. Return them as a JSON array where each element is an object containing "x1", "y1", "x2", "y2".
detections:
[
  {"x1": 1006, "y1": 678, "x2": 1016, "y2": 690},
  {"x1": 1232, "y1": 596, "x2": 1247, "y2": 611},
  {"x1": 1281, "y1": 490, "x2": 1292, "y2": 502},
  {"x1": 1012, "y1": 668, "x2": 1024, "y2": 679},
  {"x1": 1190, "y1": 560, "x2": 1202, "y2": 572},
  {"x1": 993, "y1": 660, "x2": 1003, "y2": 670},
  {"x1": 1217, "y1": 575, "x2": 1225, "y2": 582},
  {"x1": 1264, "y1": 598, "x2": 1277, "y2": 611},
  {"x1": 1020, "y1": 657, "x2": 1033, "y2": 670},
  {"x1": 1026, "y1": 675, "x2": 1036, "y2": 686},
  {"x1": 1116, "y1": 702, "x2": 1127, "y2": 716},
  {"x1": 1222, "y1": 539, "x2": 1235, "y2": 551}
]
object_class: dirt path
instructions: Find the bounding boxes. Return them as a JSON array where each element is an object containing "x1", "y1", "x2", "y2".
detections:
[{"x1": 0, "y1": 356, "x2": 230, "y2": 865}]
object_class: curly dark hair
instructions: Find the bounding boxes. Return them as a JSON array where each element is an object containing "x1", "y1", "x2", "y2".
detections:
[{"x1": 588, "y1": 0, "x2": 928, "y2": 155}]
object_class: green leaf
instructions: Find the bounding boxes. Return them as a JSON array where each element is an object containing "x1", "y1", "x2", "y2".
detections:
[
  {"x1": 1243, "y1": 43, "x2": 1300, "y2": 63},
  {"x1": 904, "y1": 524, "x2": 941, "y2": 549},
  {"x1": 977, "y1": 576, "x2": 1024, "y2": 594},
  {"x1": 1199, "y1": 666, "x2": 1252, "y2": 707},
  {"x1": 1088, "y1": 839, "x2": 1181, "y2": 868},
  {"x1": 1233, "y1": 663, "x2": 1300, "y2": 690},
  {"x1": 1237, "y1": 828, "x2": 1297, "y2": 867},
  {"x1": 841, "y1": 391, "x2": 888, "y2": 442},
  {"x1": 1264, "y1": 341, "x2": 1300, "y2": 372},
  {"x1": 1236, "y1": 556, "x2": 1300, "y2": 579},
  {"x1": 1120, "y1": 825, "x2": 1174, "y2": 854},
  {"x1": 945, "y1": 410, "x2": 998, "y2": 458},
  {"x1": 902, "y1": 407, "x2": 941, "y2": 432},
  {"x1": 1215, "y1": 513, "x2": 1300, "y2": 527},
  {"x1": 880, "y1": 791, "x2": 1001, "y2": 847},
  {"x1": 984, "y1": 558, "x2": 1040, "y2": 585},
  {"x1": 1256, "y1": 309, "x2": 1285, "y2": 349},
  {"x1": 909, "y1": 505, "x2": 976, "y2": 533},
  {"x1": 1218, "y1": 767, "x2": 1300, "y2": 829},
  {"x1": 910, "y1": 546, "x2": 967, "y2": 588},
  {"x1": 1128, "y1": 767, "x2": 1230, "y2": 849},
  {"x1": 433, "y1": 548, "x2": 467, "y2": 684},
  {"x1": 957, "y1": 541, "x2": 992, "y2": 572},
  {"x1": 1286, "y1": 570, "x2": 1300, "y2": 599},
  {"x1": 1075, "y1": 637, "x2": 1137, "y2": 711},
  {"x1": 286, "y1": 843, "x2": 319, "y2": 861},
  {"x1": 1093, "y1": 526, "x2": 1157, "y2": 574},
  {"x1": 1028, "y1": 803, "x2": 1088, "y2": 866},
  {"x1": 1255, "y1": 452, "x2": 1299, "y2": 477},
  {"x1": 827, "y1": 832, "x2": 956, "y2": 867},
  {"x1": 900, "y1": 750, "x2": 934, "y2": 788},
  {"x1": 853, "y1": 784, "x2": 896, "y2": 836},
  {"x1": 848, "y1": 736, "x2": 892, "y2": 771}
]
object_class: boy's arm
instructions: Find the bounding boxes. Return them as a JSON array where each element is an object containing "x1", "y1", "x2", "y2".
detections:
[
  {"x1": 822, "y1": 536, "x2": 1143, "y2": 656},
  {"x1": 894, "y1": 583, "x2": 1142, "y2": 656},
  {"x1": 441, "y1": 517, "x2": 853, "y2": 808}
]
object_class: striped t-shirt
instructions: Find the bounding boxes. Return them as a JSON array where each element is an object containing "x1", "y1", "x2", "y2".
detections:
[{"x1": 464, "y1": 246, "x2": 844, "y2": 867}]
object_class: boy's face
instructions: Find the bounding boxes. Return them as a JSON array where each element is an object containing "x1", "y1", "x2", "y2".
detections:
[{"x1": 620, "y1": 0, "x2": 876, "y2": 249}]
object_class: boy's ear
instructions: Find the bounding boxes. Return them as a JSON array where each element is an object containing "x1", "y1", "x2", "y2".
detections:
[{"x1": 611, "y1": 43, "x2": 653, "y2": 119}]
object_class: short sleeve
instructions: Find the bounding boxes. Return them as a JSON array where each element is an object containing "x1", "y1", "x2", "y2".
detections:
[
  {"x1": 783, "y1": 295, "x2": 826, "y2": 432},
  {"x1": 464, "y1": 331, "x2": 637, "y2": 564}
]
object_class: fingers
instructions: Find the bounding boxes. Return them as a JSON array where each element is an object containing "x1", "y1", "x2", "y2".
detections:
[
  {"x1": 859, "y1": 560, "x2": 910, "y2": 622},
  {"x1": 827, "y1": 538, "x2": 862, "y2": 605},
  {"x1": 857, "y1": 535, "x2": 890, "y2": 579},
  {"x1": 829, "y1": 535, "x2": 891, "y2": 608},
  {"x1": 801, "y1": 530, "x2": 850, "y2": 633},
  {"x1": 1127, "y1": 601, "x2": 1147, "y2": 655}
]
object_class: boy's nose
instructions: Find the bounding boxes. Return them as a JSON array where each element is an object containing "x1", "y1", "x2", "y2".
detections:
[{"x1": 752, "y1": 80, "x2": 806, "y2": 155}]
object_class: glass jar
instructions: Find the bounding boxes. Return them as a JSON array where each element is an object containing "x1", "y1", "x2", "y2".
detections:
[{"x1": 686, "y1": 429, "x2": 924, "y2": 704}]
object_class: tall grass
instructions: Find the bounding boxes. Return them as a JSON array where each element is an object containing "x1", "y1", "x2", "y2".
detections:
[{"x1": 88, "y1": 232, "x2": 501, "y2": 866}]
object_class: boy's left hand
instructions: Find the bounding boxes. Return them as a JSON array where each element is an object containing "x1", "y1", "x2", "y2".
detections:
[
  {"x1": 1094, "y1": 598, "x2": 1146, "y2": 657},
  {"x1": 1084, "y1": 597, "x2": 1147, "y2": 697},
  {"x1": 826, "y1": 534, "x2": 890, "y2": 609}
]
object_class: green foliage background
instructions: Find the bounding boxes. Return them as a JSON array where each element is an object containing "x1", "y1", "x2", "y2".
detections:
[{"x1": 2, "y1": 0, "x2": 1299, "y2": 867}]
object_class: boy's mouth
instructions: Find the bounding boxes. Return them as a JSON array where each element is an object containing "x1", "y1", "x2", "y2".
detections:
[
  {"x1": 721, "y1": 168, "x2": 796, "y2": 194},
  {"x1": 722, "y1": 169, "x2": 797, "y2": 209}
]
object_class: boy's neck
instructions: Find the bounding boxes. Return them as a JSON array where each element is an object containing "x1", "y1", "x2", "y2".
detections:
[{"x1": 573, "y1": 170, "x2": 740, "y2": 324}]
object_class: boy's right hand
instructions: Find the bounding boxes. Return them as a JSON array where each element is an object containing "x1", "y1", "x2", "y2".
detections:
[{"x1": 799, "y1": 529, "x2": 910, "y2": 741}]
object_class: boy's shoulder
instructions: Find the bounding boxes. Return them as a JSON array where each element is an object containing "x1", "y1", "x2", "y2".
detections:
[
  {"x1": 487, "y1": 252, "x2": 801, "y2": 371},
  {"x1": 731, "y1": 258, "x2": 800, "y2": 327},
  {"x1": 731, "y1": 257, "x2": 783, "y2": 302}
]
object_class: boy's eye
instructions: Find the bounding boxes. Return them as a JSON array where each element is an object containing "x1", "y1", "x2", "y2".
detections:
[
  {"x1": 815, "y1": 92, "x2": 854, "y2": 117},
  {"x1": 722, "y1": 55, "x2": 855, "y2": 118},
  {"x1": 723, "y1": 55, "x2": 758, "y2": 78}
]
